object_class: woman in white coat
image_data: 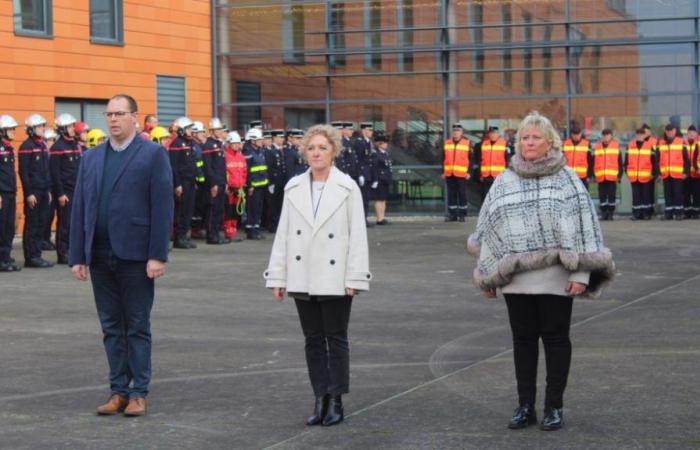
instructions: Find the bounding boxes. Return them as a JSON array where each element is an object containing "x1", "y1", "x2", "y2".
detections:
[{"x1": 264, "y1": 124, "x2": 371, "y2": 427}]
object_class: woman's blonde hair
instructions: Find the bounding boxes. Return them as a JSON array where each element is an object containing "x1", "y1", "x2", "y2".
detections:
[
  {"x1": 299, "y1": 124, "x2": 343, "y2": 161},
  {"x1": 514, "y1": 111, "x2": 562, "y2": 154}
]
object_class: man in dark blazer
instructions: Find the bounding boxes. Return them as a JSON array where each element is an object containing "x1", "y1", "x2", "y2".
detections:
[{"x1": 69, "y1": 94, "x2": 173, "y2": 417}]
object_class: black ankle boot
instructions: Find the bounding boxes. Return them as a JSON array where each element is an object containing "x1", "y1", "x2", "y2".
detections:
[
  {"x1": 541, "y1": 407, "x2": 563, "y2": 431},
  {"x1": 322, "y1": 395, "x2": 344, "y2": 426},
  {"x1": 508, "y1": 403, "x2": 537, "y2": 429},
  {"x1": 306, "y1": 395, "x2": 329, "y2": 426}
]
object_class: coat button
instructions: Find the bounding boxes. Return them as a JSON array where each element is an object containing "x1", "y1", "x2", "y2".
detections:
[
  {"x1": 328, "y1": 233, "x2": 334, "y2": 239},
  {"x1": 330, "y1": 259, "x2": 335, "y2": 265},
  {"x1": 264, "y1": 271, "x2": 268, "y2": 276},
  {"x1": 366, "y1": 274, "x2": 371, "y2": 279},
  {"x1": 296, "y1": 230, "x2": 301, "y2": 235},
  {"x1": 296, "y1": 255, "x2": 301, "y2": 261}
]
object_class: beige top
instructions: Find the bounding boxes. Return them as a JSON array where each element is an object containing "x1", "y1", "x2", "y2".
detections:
[{"x1": 500, "y1": 265, "x2": 590, "y2": 297}]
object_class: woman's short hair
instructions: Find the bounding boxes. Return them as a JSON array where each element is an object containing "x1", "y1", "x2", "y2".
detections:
[
  {"x1": 515, "y1": 111, "x2": 562, "y2": 154},
  {"x1": 299, "y1": 124, "x2": 343, "y2": 160}
]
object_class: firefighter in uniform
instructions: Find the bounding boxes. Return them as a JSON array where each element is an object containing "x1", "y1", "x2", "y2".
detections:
[
  {"x1": 190, "y1": 121, "x2": 208, "y2": 240},
  {"x1": 474, "y1": 126, "x2": 508, "y2": 200},
  {"x1": 332, "y1": 121, "x2": 359, "y2": 183},
  {"x1": 139, "y1": 114, "x2": 159, "y2": 141},
  {"x1": 74, "y1": 122, "x2": 90, "y2": 152},
  {"x1": 593, "y1": 129, "x2": 623, "y2": 220},
  {"x1": 562, "y1": 126, "x2": 593, "y2": 188},
  {"x1": 264, "y1": 129, "x2": 287, "y2": 232},
  {"x1": 202, "y1": 118, "x2": 229, "y2": 244},
  {"x1": 683, "y1": 125, "x2": 699, "y2": 219},
  {"x1": 243, "y1": 128, "x2": 268, "y2": 239},
  {"x1": 353, "y1": 122, "x2": 375, "y2": 224},
  {"x1": 657, "y1": 124, "x2": 690, "y2": 220},
  {"x1": 50, "y1": 113, "x2": 82, "y2": 264},
  {"x1": 283, "y1": 129, "x2": 307, "y2": 178},
  {"x1": 371, "y1": 131, "x2": 393, "y2": 225},
  {"x1": 224, "y1": 131, "x2": 247, "y2": 242},
  {"x1": 18, "y1": 114, "x2": 53, "y2": 267},
  {"x1": 0, "y1": 115, "x2": 21, "y2": 272},
  {"x1": 625, "y1": 128, "x2": 657, "y2": 220},
  {"x1": 169, "y1": 116, "x2": 199, "y2": 248},
  {"x1": 442, "y1": 123, "x2": 471, "y2": 222},
  {"x1": 87, "y1": 128, "x2": 107, "y2": 148}
]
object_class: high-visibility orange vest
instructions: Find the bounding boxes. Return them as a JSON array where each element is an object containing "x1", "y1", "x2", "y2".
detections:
[
  {"x1": 443, "y1": 138, "x2": 470, "y2": 178},
  {"x1": 657, "y1": 136, "x2": 685, "y2": 180},
  {"x1": 687, "y1": 140, "x2": 699, "y2": 179},
  {"x1": 594, "y1": 140, "x2": 620, "y2": 182},
  {"x1": 480, "y1": 138, "x2": 507, "y2": 179},
  {"x1": 563, "y1": 138, "x2": 590, "y2": 180},
  {"x1": 626, "y1": 139, "x2": 654, "y2": 183}
]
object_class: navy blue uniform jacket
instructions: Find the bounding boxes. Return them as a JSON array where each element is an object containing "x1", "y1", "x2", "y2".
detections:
[{"x1": 68, "y1": 136, "x2": 174, "y2": 266}]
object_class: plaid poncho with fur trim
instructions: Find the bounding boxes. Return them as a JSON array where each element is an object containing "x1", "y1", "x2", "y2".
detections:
[{"x1": 467, "y1": 150, "x2": 615, "y2": 298}]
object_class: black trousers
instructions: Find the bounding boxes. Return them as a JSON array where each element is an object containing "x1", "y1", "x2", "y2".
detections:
[
  {"x1": 294, "y1": 296, "x2": 353, "y2": 397},
  {"x1": 683, "y1": 178, "x2": 700, "y2": 217},
  {"x1": 0, "y1": 192, "x2": 16, "y2": 263},
  {"x1": 480, "y1": 178, "x2": 494, "y2": 202},
  {"x1": 245, "y1": 186, "x2": 265, "y2": 233},
  {"x1": 598, "y1": 181, "x2": 617, "y2": 213},
  {"x1": 55, "y1": 191, "x2": 73, "y2": 259},
  {"x1": 43, "y1": 196, "x2": 55, "y2": 244},
  {"x1": 663, "y1": 178, "x2": 684, "y2": 218},
  {"x1": 22, "y1": 189, "x2": 50, "y2": 260},
  {"x1": 504, "y1": 294, "x2": 573, "y2": 409},
  {"x1": 206, "y1": 185, "x2": 225, "y2": 239},
  {"x1": 631, "y1": 182, "x2": 655, "y2": 218},
  {"x1": 265, "y1": 187, "x2": 284, "y2": 232},
  {"x1": 192, "y1": 184, "x2": 209, "y2": 232},
  {"x1": 174, "y1": 180, "x2": 196, "y2": 238},
  {"x1": 445, "y1": 176, "x2": 467, "y2": 218}
]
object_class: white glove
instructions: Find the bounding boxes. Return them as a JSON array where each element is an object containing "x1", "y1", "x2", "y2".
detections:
[
  {"x1": 371, "y1": 181, "x2": 379, "y2": 189},
  {"x1": 268, "y1": 184, "x2": 275, "y2": 194},
  {"x1": 358, "y1": 175, "x2": 365, "y2": 186}
]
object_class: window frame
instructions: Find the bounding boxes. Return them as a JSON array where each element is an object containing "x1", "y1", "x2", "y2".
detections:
[
  {"x1": 13, "y1": 0, "x2": 53, "y2": 38},
  {"x1": 89, "y1": 0, "x2": 124, "y2": 46}
]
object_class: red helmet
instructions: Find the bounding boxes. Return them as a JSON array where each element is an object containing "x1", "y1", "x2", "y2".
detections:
[{"x1": 74, "y1": 121, "x2": 90, "y2": 134}]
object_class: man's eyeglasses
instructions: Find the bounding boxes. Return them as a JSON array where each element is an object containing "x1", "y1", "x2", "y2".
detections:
[{"x1": 103, "y1": 111, "x2": 133, "y2": 119}]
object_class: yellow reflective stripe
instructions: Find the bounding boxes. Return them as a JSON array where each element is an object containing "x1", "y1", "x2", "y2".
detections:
[
  {"x1": 594, "y1": 149, "x2": 619, "y2": 156},
  {"x1": 627, "y1": 149, "x2": 653, "y2": 156},
  {"x1": 251, "y1": 179, "x2": 269, "y2": 187},
  {"x1": 483, "y1": 165, "x2": 506, "y2": 171},
  {"x1": 595, "y1": 169, "x2": 619, "y2": 176},
  {"x1": 196, "y1": 160, "x2": 204, "y2": 167},
  {"x1": 574, "y1": 167, "x2": 587, "y2": 175},
  {"x1": 250, "y1": 165, "x2": 267, "y2": 172}
]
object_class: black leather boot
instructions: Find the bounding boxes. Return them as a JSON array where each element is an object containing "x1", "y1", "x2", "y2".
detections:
[
  {"x1": 322, "y1": 395, "x2": 344, "y2": 426},
  {"x1": 508, "y1": 404, "x2": 537, "y2": 429},
  {"x1": 540, "y1": 407, "x2": 563, "y2": 431},
  {"x1": 306, "y1": 395, "x2": 329, "y2": 426}
]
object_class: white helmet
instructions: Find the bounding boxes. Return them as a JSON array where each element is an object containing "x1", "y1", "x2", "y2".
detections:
[
  {"x1": 245, "y1": 128, "x2": 263, "y2": 141},
  {"x1": 0, "y1": 114, "x2": 19, "y2": 130},
  {"x1": 226, "y1": 131, "x2": 242, "y2": 144},
  {"x1": 43, "y1": 129, "x2": 58, "y2": 140},
  {"x1": 209, "y1": 117, "x2": 224, "y2": 130},
  {"x1": 173, "y1": 116, "x2": 194, "y2": 136},
  {"x1": 25, "y1": 114, "x2": 47, "y2": 128},
  {"x1": 191, "y1": 121, "x2": 205, "y2": 133},
  {"x1": 55, "y1": 113, "x2": 77, "y2": 128}
]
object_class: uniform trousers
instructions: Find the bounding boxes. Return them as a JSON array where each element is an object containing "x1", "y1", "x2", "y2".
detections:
[
  {"x1": 631, "y1": 182, "x2": 655, "y2": 219},
  {"x1": 55, "y1": 190, "x2": 73, "y2": 259},
  {"x1": 206, "y1": 185, "x2": 226, "y2": 239},
  {"x1": 264, "y1": 187, "x2": 284, "y2": 233},
  {"x1": 480, "y1": 178, "x2": 495, "y2": 202},
  {"x1": 683, "y1": 178, "x2": 700, "y2": 217},
  {"x1": 0, "y1": 192, "x2": 16, "y2": 263},
  {"x1": 43, "y1": 196, "x2": 55, "y2": 245},
  {"x1": 22, "y1": 189, "x2": 50, "y2": 260},
  {"x1": 663, "y1": 178, "x2": 685, "y2": 218},
  {"x1": 90, "y1": 245, "x2": 154, "y2": 398},
  {"x1": 504, "y1": 294, "x2": 573, "y2": 409},
  {"x1": 245, "y1": 186, "x2": 265, "y2": 234},
  {"x1": 294, "y1": 296, "x2": 353, "y2": 397},
  {"x1": 174, "y1": 180, "x2": 196, "y2": 238},
  {"x1": 445, "y1": 176, "x2": 468, "y2": 219},
  {"x1": 598, "y1": 181, "x2": 617, "y2": 214}
]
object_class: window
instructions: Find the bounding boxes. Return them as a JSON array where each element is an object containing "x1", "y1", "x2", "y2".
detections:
[
  {"x1": 364, "y1": 1, "x2": 381, "y2": 70},
  {"x1": 397, "y1": 0, "x2": 414, "y2": 72},
  {"x1": 283, "y1": 1, "x2": 305, "y2": 64},
  {"x1": 523, "y1": 12, "x2": 533, "y2": 93},
  {"x1": 90, "y1": 0, "x2": 123, "y2": 44},
  {"x1": 542, "y1": 23, "x2": 553, "y2": 93},
  {"x1": 501, "y1": 4, "x2": 512, "y2": 88},
  {"x1": 13, "y1": 0, "x2": 52, "y2": 37},
  {"x1": 329, "y1": 3, "x2": 346, "y2": 68},
  {"x1": 590, "y1": 45, "x2": 601, "y2": 93},
  {"x1": 469, "y1": 3, "x2": 484, "y2": 84},
  {"x1": 157, "y1": 75, "x2": 186, "y2": 123},
  {"x1": 235, "y1": 81, "x2": 261, "y2": 130},
  {"x1": 55, "y1": 99, "x2": 109, "y2": 133}
]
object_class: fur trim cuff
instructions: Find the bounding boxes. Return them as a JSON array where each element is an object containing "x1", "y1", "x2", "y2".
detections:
[{"x1": 466, "y1": 234, "x2": 481, "y2": 257}]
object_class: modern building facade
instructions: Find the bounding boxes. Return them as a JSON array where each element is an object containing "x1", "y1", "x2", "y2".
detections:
[{"x1": 215, "y1": 0, "x2": 700, "y2": 211}]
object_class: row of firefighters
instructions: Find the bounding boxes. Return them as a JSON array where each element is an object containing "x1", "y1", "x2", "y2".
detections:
[
  {"x1": 443, "y1": 123, "x2": 700, "y2": 221},
  {"x1": 0, "y1": 113, "x2": 393, "y2": 272}
]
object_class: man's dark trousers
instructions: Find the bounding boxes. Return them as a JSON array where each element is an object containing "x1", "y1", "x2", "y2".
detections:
[{"x1": 90, "y1": 244, "x2": 154, "y2": 398}]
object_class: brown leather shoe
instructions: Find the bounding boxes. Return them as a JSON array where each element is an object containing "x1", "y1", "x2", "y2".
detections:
[
  {"x1": 123, "y1": 397, "x2": 147, "y2": 417},
  {"x1": 96, "y1": 394, "x2": 129, "y2": 415}
]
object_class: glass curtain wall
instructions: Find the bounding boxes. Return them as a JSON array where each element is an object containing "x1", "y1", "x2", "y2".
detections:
[{"x1": 214, "y1": 0, "x2": 700, "y2": 212}]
